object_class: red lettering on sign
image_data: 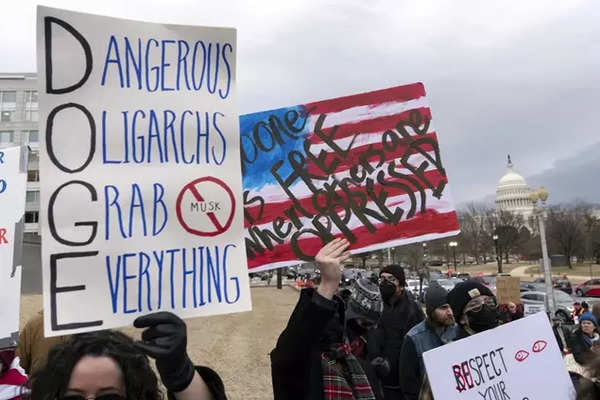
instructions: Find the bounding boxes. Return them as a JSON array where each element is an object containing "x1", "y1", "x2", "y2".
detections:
[{"x1": 0, "y1": 228, "x2": 8, "y2": 244}]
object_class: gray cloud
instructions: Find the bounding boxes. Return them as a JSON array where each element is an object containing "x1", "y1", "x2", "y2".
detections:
[{"x1": 2, "y1": 0, "x2": 598, "y2": 205}]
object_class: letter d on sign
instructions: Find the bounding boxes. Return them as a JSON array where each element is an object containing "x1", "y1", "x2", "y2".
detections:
[{"x1": 45, "y1": 16, "x2": 93, "y2": 94}]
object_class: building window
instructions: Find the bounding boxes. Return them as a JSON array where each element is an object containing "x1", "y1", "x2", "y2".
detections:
[
  {"x1": 22, "y1": 130, "x2": 39, "y2": 144},
  {"x1": 0, "y1": 130, "x2": 13, "y2": 144},
  {"x1": 26, "y1": 191, "x2": 40, "y2": 202},
  {"x1": 24, "y1": 109, "x2": 39, "y2": 121},
  {"x1": 0, "y1": 91, "x2": 16, "y2": 122},
  {"x1": 25, "y1": 211, "x2": 39, "y2": 223},
  {"x1": 23, "y1": 90, "x2": 39, "y2": 121},
  {"x1": 24, "y1": 90, "x2": 38, "y2": 106},
  {"x1": 27, "y1": 170, "x2": 39, "y2": 182}
]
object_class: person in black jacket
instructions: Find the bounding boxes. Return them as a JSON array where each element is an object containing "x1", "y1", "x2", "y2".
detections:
[
  {"x1": 271, "y1": 238, "x2": 377, "y2": 400},
  {"x1": 370, "y1": 265, "x2": 424, "y2": 399},
  {"x1": 569, "y1": 312, "x2": 600, "y2": 365},
  {"x1": 31, "y1": 312, "x2": 226, "y2": 400}
]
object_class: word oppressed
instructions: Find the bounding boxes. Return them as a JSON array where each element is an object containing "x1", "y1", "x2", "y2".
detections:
[{"x1": 243, "y1": 109, "x2": 447, "y2": 261}]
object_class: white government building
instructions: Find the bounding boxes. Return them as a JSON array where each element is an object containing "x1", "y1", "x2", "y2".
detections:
[{"x1": 495, "y1": 155, "x2": 534, "y2": 224}]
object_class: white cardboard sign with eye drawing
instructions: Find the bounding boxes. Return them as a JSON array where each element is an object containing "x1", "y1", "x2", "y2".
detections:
[{"x1": 423, "y1": 312, "x2": 575, "y2": 400}]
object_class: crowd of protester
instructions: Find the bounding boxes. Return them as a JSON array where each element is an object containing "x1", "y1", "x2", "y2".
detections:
[{"x1": 2, "y1": 238, "x2": 600, "y2": 399}]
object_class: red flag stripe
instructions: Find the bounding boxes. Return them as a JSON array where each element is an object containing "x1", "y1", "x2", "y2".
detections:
[
  {"x1": 247, "y1": 209, "x2": 459, "y2": 268},
  {"x1": 305, "y1": 83, "x2": 426, "y2": 115}
]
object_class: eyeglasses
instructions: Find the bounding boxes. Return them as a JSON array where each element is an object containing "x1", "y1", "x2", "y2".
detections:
[
  {"x1": 59, "y1": 394, "x2": 126, "y2": 400},
  {"x1": 464, "y1": 296, "x2": 497, "y2": 313}
]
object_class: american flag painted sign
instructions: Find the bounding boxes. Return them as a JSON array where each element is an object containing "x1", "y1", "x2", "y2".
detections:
[{"x1": 240, "y1": 83, "x2": 460, "y2": 271}]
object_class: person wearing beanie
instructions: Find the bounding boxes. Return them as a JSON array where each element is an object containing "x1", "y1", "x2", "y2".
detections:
[
  {"x1": 568, "y1": 312, "x2": 600, "y2": 365},
  {"x1": 447, "y1": 280, "x2": 499, "y2": 340},
  {"x1": 398, "y1": 282, "x2": 459, "y2": 400},
  {"x1": 370, "y1": 264, "x2": 424, "y2": 399},
  {"x1": 271, "y1": 239, "x2": 379, "y2": 400},
  {"x1": 345, "y1": 278, "x2": 385, "y2": 400}
]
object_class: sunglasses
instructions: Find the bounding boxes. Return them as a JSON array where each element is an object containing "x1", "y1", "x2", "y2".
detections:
[{"x1": 59, "y1": 394, "x2": 125, "y2": 400}]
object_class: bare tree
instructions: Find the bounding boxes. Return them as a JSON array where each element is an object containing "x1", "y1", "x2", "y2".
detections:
[
  {"x1": 484, "y1": 209, "x2": 524, "y2": 272},
  {"x1": 546, "y1": 204, "x2": 587, "y2": 269},
  {"x1": 459, "y1": 203, "x2": 490, "y2": 264}
]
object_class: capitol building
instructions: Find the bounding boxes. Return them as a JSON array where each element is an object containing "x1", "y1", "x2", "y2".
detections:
[{"x1": 495, "y1": 155, "x2": 534, "y2": 223}]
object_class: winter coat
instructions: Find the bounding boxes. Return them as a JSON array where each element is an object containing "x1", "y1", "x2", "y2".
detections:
[
  {"x1": 370, "y1": 293, "x2": 424, "y2": 390},
  {"x1": 270, "y1": 288, "x2": 343, "y2": 400},
  {"x1": 0, "y1": 350, "x2": 28, "y2": 400},
  {"x1": 568, "y1": 328, "x2": 599, "y2": 365},
  {"x1": 399, "y1": 320, "x2": 459, "y2": 400},
  {"x1": 15, "y1": 311, "x2": 67, "y2": 375}
]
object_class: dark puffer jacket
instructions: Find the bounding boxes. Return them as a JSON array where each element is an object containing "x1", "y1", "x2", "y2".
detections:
[{"x1": 370, "y1": 293, "x2": 424, "y2": 390}]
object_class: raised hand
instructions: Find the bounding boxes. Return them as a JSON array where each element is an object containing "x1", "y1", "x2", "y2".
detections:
[{"x1": 315, "y1": 238, "x2": 351, "y2": 299}]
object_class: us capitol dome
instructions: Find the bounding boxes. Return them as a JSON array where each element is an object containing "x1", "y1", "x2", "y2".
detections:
[{"x1": 495, "y1": 155, "x2": 534, "y2": 221}]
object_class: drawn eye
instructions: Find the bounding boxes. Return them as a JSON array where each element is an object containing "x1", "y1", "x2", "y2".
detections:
[
  {"x1": 514, "y1": 350, "x2": 529, "y2": 362},
  {"x1": 532, "y1": 340, "x2": 547, "y2": 353}
]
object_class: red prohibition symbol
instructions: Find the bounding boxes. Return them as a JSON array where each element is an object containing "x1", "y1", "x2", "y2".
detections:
[{"x1": 176, "y1": 176, "x2": 236, "y2": 237}]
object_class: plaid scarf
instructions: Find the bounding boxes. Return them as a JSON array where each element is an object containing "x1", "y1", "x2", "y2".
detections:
[{"x1": 321, "y1": 346, "x2": 375, "y2": 400}]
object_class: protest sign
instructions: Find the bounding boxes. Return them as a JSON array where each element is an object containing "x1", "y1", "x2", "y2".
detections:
[
  {"x1": 37, "y1": 6, "x2": 250, "y2": 337},
  {"x1": 0, "y1": 146, "x2": 27, "y2": 348},
  {"x1": 423, "y1": 312, "x2": 575, "y2": 400},
  {"x1": 495, "y1": 276, "x2": 521, "y2": 305},
  {"x1": 240, "y1": 84, "x2": 460, "y2": 271}
]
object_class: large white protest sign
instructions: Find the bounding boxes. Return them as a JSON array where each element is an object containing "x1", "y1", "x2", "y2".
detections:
[
  {"x1": 37, "y1": 6, "x2": 250, "y2": 337},
  {"x1": 423, "y1": 312, "x2": 575, "y2": 400},
  {"x1": 0, "y1": 146, "x2": 27, "y2": 347}
]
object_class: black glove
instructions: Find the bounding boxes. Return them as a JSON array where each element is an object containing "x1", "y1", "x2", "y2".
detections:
[
  {"x1": 134, "y1": 312, "x2": 196, "y2": 393},
  {"x1": 370, "y1": 356, "x2": 390, "y2": 377}
]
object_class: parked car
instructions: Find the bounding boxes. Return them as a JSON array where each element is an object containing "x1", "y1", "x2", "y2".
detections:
[
  {"x1": 520, "y1": 290, "x2": 575, "y2": 323},
  {"x1": 435, "y1": 278, "x2": 456, "y2": 292},
  {"x1": 520, "y1": 281, "x2": 545, "y2": 293},
  {"x1": 457, "y1": 273, "x2": 471, "y2": 281},
  {"x1": 575, "y1": 279, "x2": 600, "y2": 297},
  {"x1": 406, "y1": 279, "x2": 428, "y2": 302},
  {"x1": 534, "y1": 277, "x2": 573, "y2": 294}
]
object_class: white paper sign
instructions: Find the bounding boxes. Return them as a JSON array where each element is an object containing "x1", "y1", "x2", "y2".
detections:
[
  {"x1": 423, "y1": 313, "x2": 575, "y2": 400},
  {"x1": 0, "y1": 146, "x2": 27, "y2": 347},
  {"x1": 37, "y1": 6, "x2": 250, "y2": 337}
]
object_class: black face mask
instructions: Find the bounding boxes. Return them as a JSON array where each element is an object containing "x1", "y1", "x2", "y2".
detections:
[
  {"x1": 379, "y1": 281, "x2": 397, "y2": 302},
  {"x1": 466, "y1": 305, "x2": 500, "y2": 333}
]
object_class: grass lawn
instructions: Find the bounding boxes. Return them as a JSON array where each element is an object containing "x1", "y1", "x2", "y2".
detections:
[
  {"x1": 438, "y1": 262, "x2": 529, "y2": 275},
  {"x1": 524, "y1": 263, "x2": 600, "y2": 278}
]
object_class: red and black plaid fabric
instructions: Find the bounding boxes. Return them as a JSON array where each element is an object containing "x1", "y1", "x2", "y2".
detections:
[{"x1": 321, "y1": 349, "x2": 375, "y2": 400}]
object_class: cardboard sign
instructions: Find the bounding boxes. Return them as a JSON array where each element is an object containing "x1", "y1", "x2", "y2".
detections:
[
  {"x1": 423, "y1": 313, "x2": 575, "y2": 400},
  {"x1": 496, "y1": 276, "x2": 521, "y2": 305},
  {"x1": 37, "y1": 7, "x2": 250, "y2": 337},
  {"x1": 0, "y1": 146, "x2": 27, "y2": 348},
  {"x1": 240, "y1": 84, "x2": 460, "y2": 271}
]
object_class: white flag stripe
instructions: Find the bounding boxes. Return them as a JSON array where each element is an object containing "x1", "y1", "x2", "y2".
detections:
[{"x1": 312, "y1": 97, "x2": 429, "y2": 129}]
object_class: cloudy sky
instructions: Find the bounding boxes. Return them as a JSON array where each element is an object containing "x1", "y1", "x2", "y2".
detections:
[{"x1": 2, "y1": 0, "x2": 598, "y2": 206}]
